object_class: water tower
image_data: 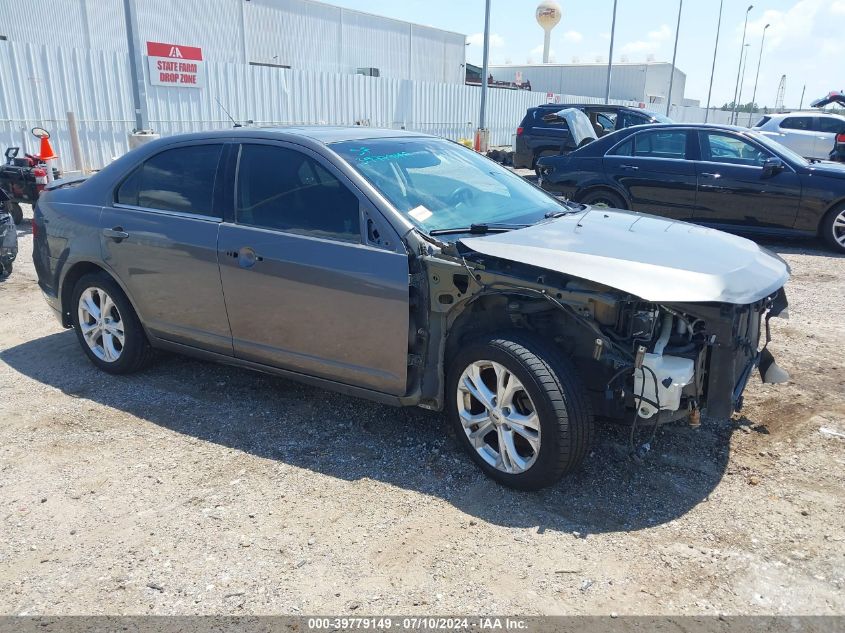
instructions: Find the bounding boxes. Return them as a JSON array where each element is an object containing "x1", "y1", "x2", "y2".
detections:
[{"x1": 536, "y1": 1, "x2": 562, "y2": 63}]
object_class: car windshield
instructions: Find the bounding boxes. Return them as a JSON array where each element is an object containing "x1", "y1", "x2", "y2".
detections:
[
  {"x1": 747, "y1": 130, "x2": 810, "y2": 166},
  {"x1": 331, "y1": 137, "x2": 572, "y2": 235}
]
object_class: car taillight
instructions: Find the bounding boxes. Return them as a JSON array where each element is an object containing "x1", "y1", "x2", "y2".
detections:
[
  {"x1": 837, "y1": 132, "x2": 845, "y2": 144},
  {"x1": 517, "y1": 127, "x2": 524, "y2": 135},
  {"x1": 31, "y1": 219, "x2": 38, "y2": 239}
]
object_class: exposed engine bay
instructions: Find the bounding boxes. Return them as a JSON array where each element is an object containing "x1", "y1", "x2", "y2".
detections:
[{"x1": 409, "y1": 242, "x2": 789, "y2": 448}]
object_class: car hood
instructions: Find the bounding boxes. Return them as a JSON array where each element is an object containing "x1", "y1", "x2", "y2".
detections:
[
  {"x1": 806, "y1": 161, "x2": 845, "y2": 179},
  {"x1": 459, "y1": 208, "x2": 789, "y2": 304}
]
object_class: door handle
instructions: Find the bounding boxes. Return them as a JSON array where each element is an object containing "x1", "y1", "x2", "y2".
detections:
[
  {"x1": 102, "y1": 227, "x2": 129, "y2": 241},
  {"x1": 700, "y1": 172, "x2": 721, "y2": 179},
  {"x1": 236, "y1": 246, "x2": 263, "y2": 269},
  {"x1": 620, "y1": 164, "x2": 639, "y2": 171}
]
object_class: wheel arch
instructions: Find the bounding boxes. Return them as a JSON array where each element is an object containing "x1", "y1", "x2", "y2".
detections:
[
  {"x1": 820, "y1": 197, "x2": 845, "y2": 234},
  {"x1": 59, "y1": 260, "x2": 142, "y2": 329},
  {"x1": 574, "y1": 184, "x2": 630, "y2": 208}
]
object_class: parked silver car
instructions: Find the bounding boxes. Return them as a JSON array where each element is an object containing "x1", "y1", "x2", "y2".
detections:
[
  {"x1": 754, "y1": 111, "x2": 845, "y2": 160},
  {"x1": 33, "y1": 128, "x2": 790, "y2": 489}
]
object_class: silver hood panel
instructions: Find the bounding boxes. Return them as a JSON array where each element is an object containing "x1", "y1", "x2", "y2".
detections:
[{"x1": 459, "y1": 209, "x2": 790, "y2": 304}]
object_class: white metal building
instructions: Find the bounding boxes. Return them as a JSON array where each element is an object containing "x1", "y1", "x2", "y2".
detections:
[
  {"x1": 489, "y1": 62, "x2": 687, "y2": 108},
  {"x1": 0, "y1": 0, "x2": 467, "y2": 84}
]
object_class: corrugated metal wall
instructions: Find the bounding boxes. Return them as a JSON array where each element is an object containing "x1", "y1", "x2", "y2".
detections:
[
  {"x1": 1, "y1": 41, "x2": 643, "y2": 170},
  {"x1": 490, "y1": 63, "x2": 689, "y2": 106},
  {"x1": 0, "y1": 0, "x2": 465, "y2": 83}
]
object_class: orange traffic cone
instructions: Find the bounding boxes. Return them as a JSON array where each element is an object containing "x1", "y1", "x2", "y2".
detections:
[{"x1": 38, "y1": 135, "x2": 57, "y2": 161}]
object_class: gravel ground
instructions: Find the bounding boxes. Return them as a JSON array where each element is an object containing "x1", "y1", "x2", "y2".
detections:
[{"x1": 1, "y1": 204, "x2": 844, "y2": 616}]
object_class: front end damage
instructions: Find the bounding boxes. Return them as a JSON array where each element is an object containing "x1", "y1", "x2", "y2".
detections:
[{"x1": 408, "y1": 237, "x2": 789, "y2": 430}]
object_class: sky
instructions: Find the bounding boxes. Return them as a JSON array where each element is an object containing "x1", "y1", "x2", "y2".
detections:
[{"x1": 326, "y1": 0, "x2": 843, "y2": 110}]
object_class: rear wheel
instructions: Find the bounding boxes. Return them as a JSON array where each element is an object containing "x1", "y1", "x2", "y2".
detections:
[
  {"x1": 820, "y1": 204, "x2": 845, "y2": 253},
  {"x1": 580, "y1": 189, "x2": 626, "y2": 209},
  {"x1": 447, "y1": 333, "x2": 594, "y2": 490},
  {"x1": 71, "y1": 273, "x2": 153, "y2": 374}
]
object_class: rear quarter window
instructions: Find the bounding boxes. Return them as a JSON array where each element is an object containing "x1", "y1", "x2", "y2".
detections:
[{"x1": 754, "y1": 116, "x2": 771, "y2": 127}]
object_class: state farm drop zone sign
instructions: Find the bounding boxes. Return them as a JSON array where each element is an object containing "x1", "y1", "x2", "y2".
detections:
[{"x1": 146, "y1": 42, "x2": 205, "y2": 88}]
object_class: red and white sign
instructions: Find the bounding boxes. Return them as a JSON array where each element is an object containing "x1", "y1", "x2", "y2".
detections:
[{"x1": 146, "y1": 41, "x2": 204, "y2": 88}]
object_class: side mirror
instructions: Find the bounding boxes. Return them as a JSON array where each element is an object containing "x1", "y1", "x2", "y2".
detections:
[{"x1": 762, "y1": 157, "x2": 784, "y2": 177}]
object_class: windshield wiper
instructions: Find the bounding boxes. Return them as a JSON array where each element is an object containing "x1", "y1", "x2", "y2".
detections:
[{"x1": 428, "y1": 223, "x2": 527, "y2": 236}]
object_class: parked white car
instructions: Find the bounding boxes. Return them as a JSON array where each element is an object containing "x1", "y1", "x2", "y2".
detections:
[{"x1": 754, "y1": 112, "x2": 845, "y2": 160}]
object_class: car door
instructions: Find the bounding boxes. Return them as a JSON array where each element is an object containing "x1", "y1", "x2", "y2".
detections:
[
  {"x1": 101, "y1": 141, "x2": 233, "y2": 355},
  {"x1": 814, "y1": 116, "x2": 845, "y2": 159},
  {"x1": 217, "y1": 141, "x2": 410, "y2": 395},
  {"x1": 691, "y1": 130, "x2": 802, "y2": 230},
  {"x1": 777, "y1": 116, "x2": 818, "y2": 158},
  {"x1": 603, "y1": 129, "x2": 696, "y2": 219}
]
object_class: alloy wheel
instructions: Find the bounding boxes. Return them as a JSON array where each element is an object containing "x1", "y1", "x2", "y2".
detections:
[
  {"x1": 832, "y1": 209, "x2": 845, "y2": 248},
  {"x1": 456, "y1": 360, "x2": 541, "y2": 474},
  {"x1": 77, "y1": 287, "x2": 125, "y2": 362}
]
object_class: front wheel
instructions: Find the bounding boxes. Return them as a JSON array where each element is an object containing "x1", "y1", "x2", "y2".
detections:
[
  {"x1": 820, "y1": 205, "x2": 845, "y2": 253},
  {"x1": 447, "y1": 333, "x2": 594, "y2": 490}
]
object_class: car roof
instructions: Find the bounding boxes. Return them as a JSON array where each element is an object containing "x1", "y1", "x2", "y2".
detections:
[
  {"x1": 139, "y1": 126, "x2": 433, "y2": 146},
  {"x1": 765, "y1": 111, "x2": 845, "y2": 119}
]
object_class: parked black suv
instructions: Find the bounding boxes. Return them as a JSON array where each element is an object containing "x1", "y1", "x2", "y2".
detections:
[{"x1": 513, "y1": 104, "x2": 672, "y2": 171}]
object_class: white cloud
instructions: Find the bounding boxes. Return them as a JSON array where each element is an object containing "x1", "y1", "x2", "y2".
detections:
[
  {"x1": 619, "y1": 23, "x2": 672, "y2": 56},
  {"x1": 529, "y1": 44, "x2": 556, "y2": 62},
  {"x1": 831, "y1": 0, "x2": 845, "y2": 14},
  {"x1": 467, "y1": 32, "x2": 505, "y2": 48},
  {"x1": 563, "y1": 30, "x2": 583, "y2": 43}
]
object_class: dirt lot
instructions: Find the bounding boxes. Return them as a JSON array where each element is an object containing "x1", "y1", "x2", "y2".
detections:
[{"x1": 1, "y1": 204, "x2": 844, "y2": 616}]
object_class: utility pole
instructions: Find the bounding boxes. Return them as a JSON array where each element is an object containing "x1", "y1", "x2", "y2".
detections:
[
  {"x1": 665, "y1": 0, "x2": 683, "y2": 117},
  {"x1": 704, "y1": 0, "x2": 724, "y2": 123},
  {"x1": 604, "y1": 0, "x2": 618, "y2": 105},
  {"x1": 799, "y1": 84, "x2": 806, "y2": 110},
  {"x1": 747, "y1": 23, "x2": 770, "y2": 126},
  {"x1": 730, "y1": 5, "x2": 753, "y2": 125},
  {"x1": 122, "y1": 0, "x2": 149, "y2": 131}
]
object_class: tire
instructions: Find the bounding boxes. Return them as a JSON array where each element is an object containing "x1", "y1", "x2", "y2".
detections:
[
  {"x1": 580, "y1": 189, "x2": 627, "y2": 209},
  {"x1": 0, "y1": 261, "x2": 11, "y2": 278},
  {"x1": 446, "y1": 332, "x2": 594, "y2": 490},
  {"x1": 5, "y1": 201, "x2": 23, "y2": 225},
  {"x1": 820, "y1": 204, "x2": 845, "y2": 253},
  {"x1": 70, "y1": 272, "x2": 153, "y2": 374}
]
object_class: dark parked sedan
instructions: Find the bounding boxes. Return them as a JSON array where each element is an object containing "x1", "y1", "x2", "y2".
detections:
[
  {"x1": 34, "y1": 127, "x2": 789, "y2": 490},
  {"x1": 537, "y1": 123, "x2": 845, "y2": 252}
]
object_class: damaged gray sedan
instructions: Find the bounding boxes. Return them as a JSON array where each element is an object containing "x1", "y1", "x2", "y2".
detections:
[{"x1": 33, "y1": 128, "x2": 789, "y2": 490}]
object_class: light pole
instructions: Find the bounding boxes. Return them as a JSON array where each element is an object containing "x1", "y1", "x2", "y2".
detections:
[
  {"x1": 736, "y1": 43, "x2": 751, "y2": 123},
  {"x1": 704, "y1": 0, "x2": 724, "y2": 123},
  {"x1": 730, "y1": 5, "x2": 753, "y2": 125},
  {"x1": 747, "y1": 23, "x2": 770, "y2": 126},
  {"x1": 479, "y1": 0, "x2": 491, "y2": 132},
  {"x1": 604, "y1": 0, "x2": 618, "y2": 104},
  {"x1": 665, "y1": 0, "x2": 683, "y2": 117}
]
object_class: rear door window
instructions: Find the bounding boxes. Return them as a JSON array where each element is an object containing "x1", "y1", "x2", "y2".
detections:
[
  {"x1": 116, "y1": 144, "x2": 223, "y2": 217},
  {"x1": 607, "y1": 138, "x2": 634, "y2": 156},
  {"x1": 632, "y1": 130, "x2": 687, "y2": 159},
  {"x1": 754, "y1": 116, "x2": 771, "y2": 127},
  {"x1": 235, "y1": 144, "x2": 361, "y2": 243},
  {"x1": 780, "y1": 117, "x2": 813, "y2": 131}
]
